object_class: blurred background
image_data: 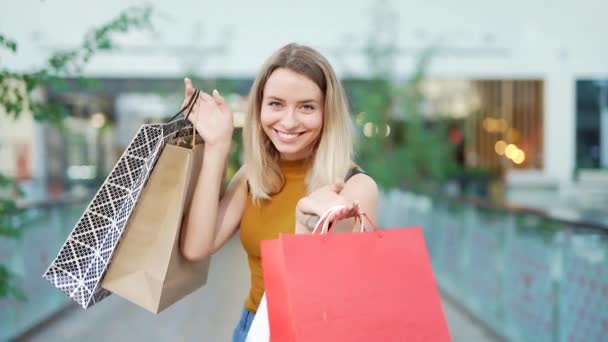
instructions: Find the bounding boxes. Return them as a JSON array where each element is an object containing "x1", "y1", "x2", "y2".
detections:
[{"x1": 1, "y1": 0, "x2": 607, "y2": 341}]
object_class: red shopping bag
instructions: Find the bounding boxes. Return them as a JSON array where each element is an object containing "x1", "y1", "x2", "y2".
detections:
[{"x1": 261, "y1": 207, "x2": 450, "y2": 342}]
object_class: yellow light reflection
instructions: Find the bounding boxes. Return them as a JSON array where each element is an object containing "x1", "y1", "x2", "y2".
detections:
[
  {"x1": 505, "y1": 144, "x2": 517, "y2": 158},
  {"x1": 494, "y1": 140, "x2": 507, "y2": 155},
  {"x1": 497, "y1": 118, "x2": 508, "y2": 132},
  {"x1": 483, "y1": 118, "x2": 495, "y2": 132},
  {"x1": 483, "y1": 117, "x2": 509, "y2": 133},
  {"x1": 513, "y1": 150, "x2": 526, "y2": 164}
]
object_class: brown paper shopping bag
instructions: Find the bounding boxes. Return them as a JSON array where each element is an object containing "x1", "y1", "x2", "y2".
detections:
[
  {"x1": 43, "y1": 90, "x2": 202, "y2": 309},
  {"x1": 101, "y1": 129, "x2": 210, "y2": 314}
]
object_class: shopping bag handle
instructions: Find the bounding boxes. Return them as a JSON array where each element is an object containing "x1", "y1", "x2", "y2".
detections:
[
  {"x1": 165, "y1": 89, "x2": 202, "y2": 149},
  {"x1": 310, "y1": 204, "x2": 380, "y2": 234},
  {"x1": 166, "y1": 89, "x2": 201, "y2": 123}
]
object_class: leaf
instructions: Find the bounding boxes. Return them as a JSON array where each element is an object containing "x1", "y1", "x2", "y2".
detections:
[
  {"x1": 0, "y1": 173, "x2": 15, "y2": 187},
  {"x1": 0, "y1": 198, "x2": 18, "y2": 212},
  {"x1": 0, "y1": 264, "x2": 26, "y2": 301},
  {"x1": 39, "y1": 5, "x2": 153, "y2": 81},
  {"x1": 0, "y1": 223, "x2": 22, "y2": 239},
  {"x1": 0, "y1": 34, "x2": 17, "y2": 53}
]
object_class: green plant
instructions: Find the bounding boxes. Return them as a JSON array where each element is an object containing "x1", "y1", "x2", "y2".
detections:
[
  {"x1": 0, "y1": 175, "x2": 26, "y2": 300},
  {"x1": 349, "y1": 4, "x2": 461, "y2": 193},
  {"x1": 0, "y1": 5, "x2": 154, "y2": 301}
]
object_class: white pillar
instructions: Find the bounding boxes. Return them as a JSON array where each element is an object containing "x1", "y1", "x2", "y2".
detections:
[
  {"x1": 543, "y1": 73, "x2": 576, "y2": 187},
  {"x1": 599, "y1": 82, "x2": 608, "y2": 168}
]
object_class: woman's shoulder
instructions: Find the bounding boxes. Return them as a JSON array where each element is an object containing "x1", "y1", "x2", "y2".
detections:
[
  {"x1": 342, "y1": 164, "x2": 379, "y2": 208},
  {"x1": 344, "y1": 164, "x2": 377, "y2": 194},
  {"x1": 345, "y1": 164, "x2": 369, "y2": 182}
]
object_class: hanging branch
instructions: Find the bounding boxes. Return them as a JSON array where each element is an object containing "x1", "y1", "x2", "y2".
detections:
[{"x1": 0, "y1": 4, "x2": 154, "y2": 302}]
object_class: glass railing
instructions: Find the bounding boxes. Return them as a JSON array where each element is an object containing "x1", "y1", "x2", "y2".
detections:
[
  {"x1": 378, "y1": 190, "x2": 608, "y2": 342},
  {"x1": 0, "y1": 196, "x2": 90, "y2": 341},
  {"x1": 3, "y1": 189, "x2": 606, "y2": 341}
]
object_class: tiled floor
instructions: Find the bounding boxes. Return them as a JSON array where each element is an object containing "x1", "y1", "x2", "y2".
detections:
[{"x1": 19, "y1": 237, "x2": 498, "y2": 342}]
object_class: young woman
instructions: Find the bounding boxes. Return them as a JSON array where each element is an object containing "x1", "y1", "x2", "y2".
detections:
[{"x1": 179, "y1": 43, "x2": 379, "y2": 341}]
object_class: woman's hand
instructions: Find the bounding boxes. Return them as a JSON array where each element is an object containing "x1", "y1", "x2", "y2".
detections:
[
  {"x1": 182, "y1": 78, "x2": 234, "y2": 152},
  {"x1": 294, "y1": 180, "x2": 357, "y2": 234}
]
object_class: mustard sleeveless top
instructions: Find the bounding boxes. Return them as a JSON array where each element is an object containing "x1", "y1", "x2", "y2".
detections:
[{"x1": 239, "y1": 158, "x2": 311, "y2": 313}]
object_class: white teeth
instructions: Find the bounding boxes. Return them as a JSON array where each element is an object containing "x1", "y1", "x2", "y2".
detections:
[{"x1": 277, "y1": 131, "x2": 300, "y2": 139}]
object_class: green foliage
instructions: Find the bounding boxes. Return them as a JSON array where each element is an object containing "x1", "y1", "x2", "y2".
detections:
[
  {"x1": 0, "y1": 5, "x2": 154, "y2": 302},
  {"x1": 0, "y1": 174, "x2": 25, "y2": 301},
  {"x1": 0, "y1": 265, "x2": 26, "y2": 301},
  {"x1": 0, "y1": 34, "x2": 17, "y2": 53},
  {"x1": 352, "y1": 55, "x2": 460, "y2": 192},
  {"x1": 0, "y1": 175, "x2": 24, "y2": 241},
  {"x1": 0, "y1": 5, "x2": 153, "y2": 124},
  {"x1": 350, "y1": 4, "x2": 461, "y2": 193}
]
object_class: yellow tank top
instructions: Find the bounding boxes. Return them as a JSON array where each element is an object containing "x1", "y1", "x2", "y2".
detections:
[{"x1": 239, "y1": 158, "x2": 311, "y2": 313}]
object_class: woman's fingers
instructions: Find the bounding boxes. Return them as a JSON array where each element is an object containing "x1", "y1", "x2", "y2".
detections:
[
  {"x1": 332, "y1": 201, "x2": 360, "y2": 220},
  {"x1": 187, "y1": 91, "x2": 218, "y2": 120},
  {"x1": 332, "y1": 179, "x2": 345, "y2": 193},
  {"x1": 295, "y1": 200, "x2": 321, "y2": 232},
  {"x1": 199, "y1": 91, "x2": 214, "y2": 103},
  {"x1": 212, "y1": 89, "x2": 232, "y2": 116},
  {"x1": 298, "y1": 182, "x2": 347, "y2": 216},
  {"x1": 184, "y1": 78, "x2": 194, "y2": 97},
  {"x1": 185, "y1": 86, "x2": 229, "y2": 117},
  {"x1": 181, "y1": 78, "x2": 196, "y2": 112},
  {"x1": 300, "y1": 213, "x2": 319, "y2": 231},
  {"x1": 212, "y1": 89, "x2": 224, "y2": 104},
  {"x1": 316, "y1": 181, "x2": 342, "y2": 195},
  {"x1": 296, "y1": 196, "x2": 321, "y2": 218}
]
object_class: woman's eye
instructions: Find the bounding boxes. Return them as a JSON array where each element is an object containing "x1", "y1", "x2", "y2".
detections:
[
  {"x1": 269, "y1": 101, "x2": 281, "y2": 107},
  {"x1": 302, "y1": 104, "x2": 315, "y2": 111}
]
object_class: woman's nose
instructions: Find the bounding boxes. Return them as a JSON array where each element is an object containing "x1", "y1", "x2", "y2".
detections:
[{"x1": 279, "y1": 108, "x2": 299, "y2": 130}]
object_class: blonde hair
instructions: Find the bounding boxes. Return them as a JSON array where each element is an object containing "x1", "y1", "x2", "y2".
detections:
[{"x1": 243, "y1": 43, "x2": 354, "y2": 202}]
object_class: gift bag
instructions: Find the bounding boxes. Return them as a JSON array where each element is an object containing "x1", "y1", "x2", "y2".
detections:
[
  {"x1": 43, "y1": 91, "x2": 202, "y2": 308},
  {"x1": 261, "y1": 206, "x2": 451, "y2": 342},
  {"x1": 101, "y1": 130, "x2": 209, "y2": 314},
  {"x1": 247, "y1": 294, "x2": 270, "y2": 342}
]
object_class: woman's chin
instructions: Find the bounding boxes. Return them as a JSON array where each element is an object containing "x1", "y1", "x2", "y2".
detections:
[{"x1": 274, "y1": 144, "x2": 312, "y2": 160}]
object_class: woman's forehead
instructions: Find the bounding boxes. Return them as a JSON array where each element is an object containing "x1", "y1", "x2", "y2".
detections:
[{"x1": 263, "y1": 68, "x2": 323, "y2": 102}]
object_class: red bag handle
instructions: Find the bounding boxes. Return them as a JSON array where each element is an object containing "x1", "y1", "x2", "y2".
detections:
[{"x1": 311, "y1": 204, "x2": 380, "y2": 234}]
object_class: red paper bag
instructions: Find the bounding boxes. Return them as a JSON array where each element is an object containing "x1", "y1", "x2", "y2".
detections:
[{"x1": 261, "y1": 208, "x2": 451, "y2": 342}]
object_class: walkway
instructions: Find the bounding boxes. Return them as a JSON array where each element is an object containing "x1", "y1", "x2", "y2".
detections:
[{"x1": 18, "y1": 237, "x2": 499, "y2": 341}]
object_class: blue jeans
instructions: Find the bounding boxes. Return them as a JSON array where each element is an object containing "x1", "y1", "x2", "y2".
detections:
[{"x1": 232, "y1": 307, "x2": 256, "y2": 342}]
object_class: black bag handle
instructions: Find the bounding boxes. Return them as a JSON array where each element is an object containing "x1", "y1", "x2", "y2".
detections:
[{"x1": 166, "y1": 89, "x2": 200, "y2": 123}]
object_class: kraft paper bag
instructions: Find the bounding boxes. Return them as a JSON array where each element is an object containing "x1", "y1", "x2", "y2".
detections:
[
  {"x1": 102, "y1": 134, "x2": 210, "y2": 314},
  {"x1": 43, "y1": 91, "x2": 202, "y2": 309}
]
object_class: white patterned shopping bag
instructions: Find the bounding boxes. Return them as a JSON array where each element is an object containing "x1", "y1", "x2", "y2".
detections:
[{"x1": 42, "y1": 91, "x2": 201, "y2": 308}]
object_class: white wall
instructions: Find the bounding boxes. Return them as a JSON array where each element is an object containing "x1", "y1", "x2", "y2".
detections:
[
  {"x1": 1, "y1": 0, "x2": 607, "y2": 76},
  {"x1": 1, "y1": 0, "x2": 607, "y2": 188}
]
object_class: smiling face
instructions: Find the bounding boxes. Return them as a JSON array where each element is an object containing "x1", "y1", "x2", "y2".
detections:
[{"x1": 260, "y1": 68, "x2": 325, "y2": 161}]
